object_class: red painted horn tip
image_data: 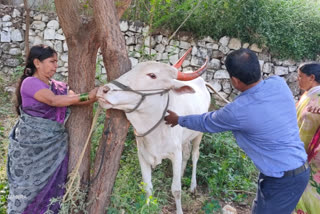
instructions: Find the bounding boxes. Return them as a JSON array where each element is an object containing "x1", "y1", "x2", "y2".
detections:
[{"x1": 172, "y1": 48, "x2": 193, "y2": 69}]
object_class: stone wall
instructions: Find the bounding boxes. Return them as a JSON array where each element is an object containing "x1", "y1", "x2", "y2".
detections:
[{"x1": 1, "y1": 4, "x2": 319, "y2": 104}]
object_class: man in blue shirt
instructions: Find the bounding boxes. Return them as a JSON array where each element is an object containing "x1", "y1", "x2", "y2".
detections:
[{"x1": 164, "y1": 48, "x2": 309, "y2": 214}]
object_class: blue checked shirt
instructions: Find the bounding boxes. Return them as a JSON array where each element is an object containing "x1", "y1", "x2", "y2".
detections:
[{"x1": 178, "y1": 76, "x2": 307, "y2": 177}]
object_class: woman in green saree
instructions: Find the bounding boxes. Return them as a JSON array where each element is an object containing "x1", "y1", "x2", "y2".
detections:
[{"x1": 295, "y1": 63, "x2": 320, "y2": 214}]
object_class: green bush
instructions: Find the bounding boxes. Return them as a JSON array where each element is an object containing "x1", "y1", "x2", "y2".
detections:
[
  {"x1": 123, "y1": 0, "x2": 320, "y2": 60},
  {"x1": 191, "y1": 132, "x2": 257, "y2": 201},
  {"x1": 202, "y1": 198, "x2": 221, "y2": 214}
]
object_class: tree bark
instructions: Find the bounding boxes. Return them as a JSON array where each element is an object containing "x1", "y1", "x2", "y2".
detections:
[
  {"x1": 115, "y1": 0, "x2": 132, "y2": 19},
  {"x1": 65, "y1": 31, "x2": 100, "y2": 180},
  {"x1": 55, "y1": 0, "x2": 132, "y2": 212},
  {"x1": 87, "y1": 0, "x2": 132, "y2": 212},
  {"x1": 23, "y1": 0, "x2": 30, "y2": 57},
  {"x1": 87, "y1": 111, "x2": 130, "y2": 213},
  {"x1": 55, "y1": 0, "x2": 100, "y2": 182}
]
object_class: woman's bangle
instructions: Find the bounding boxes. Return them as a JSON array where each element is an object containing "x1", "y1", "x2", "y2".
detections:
[{"x1": 79, "y1": 93, "x2": 90, "y2": 102}]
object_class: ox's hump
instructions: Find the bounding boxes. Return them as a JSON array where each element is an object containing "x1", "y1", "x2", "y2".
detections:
[{"x1": 135, "y1": 61, "x2": 173, "y2": 70}]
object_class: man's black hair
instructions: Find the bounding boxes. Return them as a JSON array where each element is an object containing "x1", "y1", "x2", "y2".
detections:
[{"x1": 225, "y1": 48, "x2": 261, "y2": 85}]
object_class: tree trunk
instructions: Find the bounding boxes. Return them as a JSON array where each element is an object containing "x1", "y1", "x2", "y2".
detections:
[
  {"x1": 87, "y1": 111, "x2": 130, "y2": 213},
  {"x1": 66, "y1": 32, "x2": 100, "y2": 180},
  {"x1": 23, "y1": 0, "x2": 30, "y2": 57},
  {"x1": 115, "y1": 0, "x2": 132, "y2": 19},
  {"x1": 55, "y1": 0, "x2": 132, "y2": 212},
  {"x1": 54, "y1": 0, "x2": 100, "y2": 182},
  {"x1": 87, "y1": 0, "x2": 132, "y2": 212}
]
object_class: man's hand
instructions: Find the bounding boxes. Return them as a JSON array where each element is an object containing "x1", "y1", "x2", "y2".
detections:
[{"x1": 164, "y1": 110, "x2": 179, "y2": 127}]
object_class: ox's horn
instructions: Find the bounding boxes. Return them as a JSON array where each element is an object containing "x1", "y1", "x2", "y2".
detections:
[
  {"x1": 173, "y1": 48, "x2": 192, "y2": 69},
  {"x1": 176, "y1": 58, "x2": 209, "y2": 81}
]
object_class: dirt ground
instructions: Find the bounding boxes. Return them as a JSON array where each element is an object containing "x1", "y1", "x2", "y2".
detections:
[
  {"x1": 162, "y1": 202, "x2": 252, "y2": 214},
  {"x1": 161, "y1": 191, "x2": 253, "y2": 214}
]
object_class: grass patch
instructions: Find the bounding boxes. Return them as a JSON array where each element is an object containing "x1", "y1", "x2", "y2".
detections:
[{"x1": 199, "y1": 132, "x2": 257, "y2": 201}]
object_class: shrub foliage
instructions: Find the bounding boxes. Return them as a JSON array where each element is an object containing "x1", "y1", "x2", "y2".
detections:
[{"x1": 124, "y1": 0, "x2": 320, "y2": 60}]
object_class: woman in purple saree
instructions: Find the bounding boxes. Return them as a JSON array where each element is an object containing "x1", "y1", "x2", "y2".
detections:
[{"x1": 7, "y1": 45, "x2": 97, "y2": 214}]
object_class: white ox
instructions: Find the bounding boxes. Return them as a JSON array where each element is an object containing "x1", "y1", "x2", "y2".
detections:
[{"x1": 97, "y1": 49, "x2": 210, "y2": 214}]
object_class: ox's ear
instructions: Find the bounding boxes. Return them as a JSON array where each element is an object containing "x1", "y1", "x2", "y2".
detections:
[
  {"x1": 171, "y1": 81, "x2": 195, "y2": 94},
  {"x1": 174, "y1": 86, "x2": 195, "y2": 94}
]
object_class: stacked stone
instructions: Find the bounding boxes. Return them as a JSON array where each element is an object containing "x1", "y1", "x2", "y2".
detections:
[
  {"x1": 120, "y1": 25, "x2": 302, "y2": 104},
  {"x1": 1, "y1": 4, "x2": 318, "y2": 105},
  {"x1": 1, "y1": 6, "x2": 24, "y2": 74},
  {"x1": 0, "y1": 5, "x2": 67, "y2": 79}
]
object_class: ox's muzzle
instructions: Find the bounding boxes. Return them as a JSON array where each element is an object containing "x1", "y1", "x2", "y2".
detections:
[
  {"x1": 97, "y1": 85, "x2": 110, "y2": 99},
  {"x1": 101, "y1": 85, "x2": 110, "y2": 93}
]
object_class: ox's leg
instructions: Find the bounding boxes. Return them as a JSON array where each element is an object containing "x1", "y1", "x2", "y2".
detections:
[
  {"x1": 190, "y1": 134, "x2": 203, "y2": 193},
  {"x1": 137, "y1": 152, "x2": 153, "y2": 197},
  {"x1": 181, "y1": 141, "x2": 191, "y2": 177},
  {"x1": 171, "y1": 151, "x2": 183, "y2": 214}
]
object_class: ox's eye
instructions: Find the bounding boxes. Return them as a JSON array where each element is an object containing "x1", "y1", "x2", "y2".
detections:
[{"x1": 147, "y1": 73, "x2": 157, "y2": 79}]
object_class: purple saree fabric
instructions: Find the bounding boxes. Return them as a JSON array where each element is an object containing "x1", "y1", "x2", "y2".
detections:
[
  {"x1": 21, "y1": 77, "x2": 67, "y2": 124},
  {"x1": 23, "y1": 79, "x2": 68, "y2": 213},
  {"x1": 8, "y1": 109, "x2": 68, "y2": 214},
  {"x1": 50, "y1": 79, "x2": 68, "y2": 124},
  {"x1": 9, "y1": 78, "x2": 69, "y2": 213},
  {"x1": 22, "y1": 155, "x2": 68, "y2": 214}
]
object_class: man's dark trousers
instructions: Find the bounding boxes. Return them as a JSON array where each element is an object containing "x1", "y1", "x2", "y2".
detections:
[{"x1": 251, "y1": 166, "x2": 310, "y2": 214}]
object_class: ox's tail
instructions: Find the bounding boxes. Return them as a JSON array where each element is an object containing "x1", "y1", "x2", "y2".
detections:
[{"x1": 205, "y1": 82, "x2": 230, "y2": 104}]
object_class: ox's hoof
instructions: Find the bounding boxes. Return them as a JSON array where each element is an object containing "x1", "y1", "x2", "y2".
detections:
[
  {"x1": 189, "y1": 186, "x2": 197, "y2": 195},
  {"x1": 189, "y1": 183, "x2": 197, "y2": 194}
]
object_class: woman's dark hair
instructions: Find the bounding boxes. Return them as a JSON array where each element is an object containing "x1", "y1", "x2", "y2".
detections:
[
  {"x1": 15, "y1": 44, "x2": 57, "y2": 115},
  {"x1": 298, "y1": 63, "x2": 320, "y2": 84},
  {"x1": 225, "y1": 48, "x2": 261, "y2": 85}
]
